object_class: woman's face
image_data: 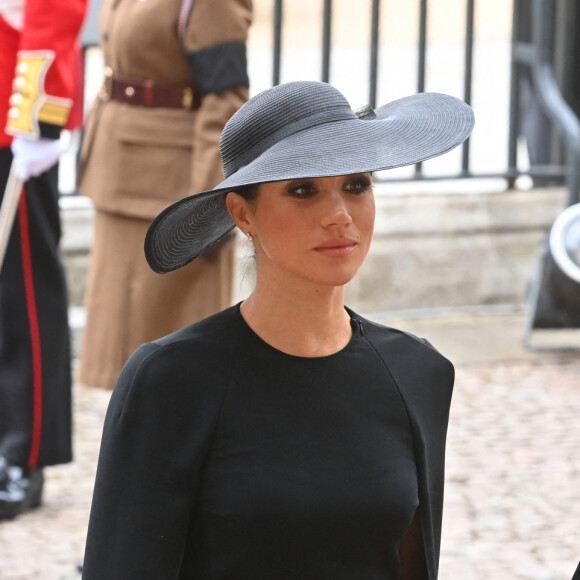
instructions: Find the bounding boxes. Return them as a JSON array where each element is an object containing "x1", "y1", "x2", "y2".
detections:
[{"x1": 229, "y1": 173, "x2": 375, "y2": 288}]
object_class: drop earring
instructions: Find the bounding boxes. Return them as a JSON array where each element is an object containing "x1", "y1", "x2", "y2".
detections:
[{"x1": 246, "y1": 233, "x2": 253, "y2": 242}]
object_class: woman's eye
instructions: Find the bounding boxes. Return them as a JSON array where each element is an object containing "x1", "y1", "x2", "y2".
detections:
[
  {"x1": 345, "y1": 178, "x2": 372, "y2": 194},
  {"x1": 288, "y1": 183, "x2": 315, "y2": 197}
]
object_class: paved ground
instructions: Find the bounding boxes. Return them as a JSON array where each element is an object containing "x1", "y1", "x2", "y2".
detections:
[{"x1": 0, "y1": 311, "x2": 578, "y2": 579}]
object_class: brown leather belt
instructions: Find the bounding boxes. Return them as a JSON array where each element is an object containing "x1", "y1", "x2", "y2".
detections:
[{"x1": 100, "y1": 66, "x2": 198, "y2": 110}]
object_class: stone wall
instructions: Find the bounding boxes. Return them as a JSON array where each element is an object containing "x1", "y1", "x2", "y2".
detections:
[
  {"x1": 346, "y1": 186, "x2": 568, "y2": 314},
  {"x1": 60, "y1": 186, "x2": 568, "y2": 315},
  {"x1": 61, "y1": 196, "x2": 95, "y2": 308}
]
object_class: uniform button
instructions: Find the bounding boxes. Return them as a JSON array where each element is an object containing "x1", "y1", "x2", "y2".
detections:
[
  {"x1": 16, "y1": 62, "x2": 29, "y2": 74},
  {"x1": 9, "y1": 93, "x2": 23, "y2": 105},
  {"x1": 13, "y1": 76, "x2": 26, "y2": 88},
  {"x1": 8, "y1": 107, "x2": 21, "y2": 119}
]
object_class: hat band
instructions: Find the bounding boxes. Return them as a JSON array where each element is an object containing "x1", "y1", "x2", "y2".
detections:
[{"x1": 223, "y1": 105, "x2": 357, "y2": 177}]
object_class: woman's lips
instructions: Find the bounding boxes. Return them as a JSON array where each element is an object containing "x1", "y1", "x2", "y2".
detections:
[{"x1": 314, "y1": 239, "x2": 358, "y2": 257}]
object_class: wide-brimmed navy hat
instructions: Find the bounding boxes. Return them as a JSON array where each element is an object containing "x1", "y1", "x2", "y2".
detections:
[{"x1": 145, "y1": 80, "x2": 474, "y2": 273}]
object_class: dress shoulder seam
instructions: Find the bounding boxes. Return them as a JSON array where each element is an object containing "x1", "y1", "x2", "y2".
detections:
[{"x1": 197, "y1": 315, "x2": 245, "y2": 469}]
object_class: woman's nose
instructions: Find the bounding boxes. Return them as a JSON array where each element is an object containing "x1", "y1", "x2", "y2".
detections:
[{"x1": 320, "y1": 192, "x2": 353, "y2": 228}]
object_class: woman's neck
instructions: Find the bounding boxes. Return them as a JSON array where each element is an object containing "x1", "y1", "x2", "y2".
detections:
[{"x1": 240, "y1": 284, "x2": 353, "y2": 357}]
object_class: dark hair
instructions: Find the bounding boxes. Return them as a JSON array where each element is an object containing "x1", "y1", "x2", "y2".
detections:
[{"x1": 232, "y1": 183, "x2": 261, "y2": 201}]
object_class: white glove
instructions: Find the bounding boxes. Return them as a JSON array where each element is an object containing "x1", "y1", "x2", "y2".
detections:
[{"x1": 11, "y1": 137, "x2": 67, "y2": 182}]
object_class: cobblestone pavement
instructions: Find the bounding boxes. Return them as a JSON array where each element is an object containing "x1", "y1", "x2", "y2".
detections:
[
  {"x1": 440, "y1": 359, "x2": 580, "y2": 580},
  {"x1": 0, "y1": 319, "x2": 579, "y2": 579}
]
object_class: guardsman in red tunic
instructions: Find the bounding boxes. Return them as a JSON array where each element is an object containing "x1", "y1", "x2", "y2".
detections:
[{"x1": 0, "y1": 0, "x2": 86, "y2": 519}]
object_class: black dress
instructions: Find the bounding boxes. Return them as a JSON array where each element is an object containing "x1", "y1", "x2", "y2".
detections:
[{"x1": 82, "y1": 304, "x2": 454, "y2": 580}]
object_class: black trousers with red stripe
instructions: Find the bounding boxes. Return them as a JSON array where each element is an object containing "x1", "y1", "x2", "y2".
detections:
[{"x1": 0, "y1": 148, "x2": 72, "y2": 469}]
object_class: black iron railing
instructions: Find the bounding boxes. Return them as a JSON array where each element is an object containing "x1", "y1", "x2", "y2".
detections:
[
  {"x1": 270, "y1": 0, "x2": 478, "y2": 180},
  {"x1": 80, "y1": 0, "x2": 580, "y2": 204},
  {"x1": 270, "y1": 0, "x2": 580, "y2": 204}
]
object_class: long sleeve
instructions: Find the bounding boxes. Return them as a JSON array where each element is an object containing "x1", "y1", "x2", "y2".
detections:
[
  {"x1": 82, "y1": 340, "x2": 229, "y2": 579},
  {"x1": 4, "y1": 0, "x2": 86, "y2": 141},
  {"x1": 182, "y1": 0, "x2": 252, "y2": 192}
]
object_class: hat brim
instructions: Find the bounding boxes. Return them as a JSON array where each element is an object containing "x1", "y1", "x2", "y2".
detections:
[{"x1": 145, "y1": 92, "x2": 474, "y2": 273}]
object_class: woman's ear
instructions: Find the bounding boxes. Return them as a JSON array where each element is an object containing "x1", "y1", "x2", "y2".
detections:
[{"x1": 226, "y1": 192, "x2": 253, "y2": 233}]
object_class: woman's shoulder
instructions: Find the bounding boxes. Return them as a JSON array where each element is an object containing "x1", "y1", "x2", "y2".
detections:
[
  {"x1": 349, "y1": 308, "x2": 452, "y2": 365},
  {"x1": 155, "y1": 304, "x2": 242, "y2": 349},
  {"x1": 112, "y1": 306, "x2": 243, "y2": 403},
  {"x1": 350, "y1": 308, "x2": 454, "y2": 429},
  {"x1": 348, "y1": 308, "x2": 454, "y2": 397}
]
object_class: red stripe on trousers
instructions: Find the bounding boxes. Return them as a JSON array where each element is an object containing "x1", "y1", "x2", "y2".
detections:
[{"x1": 18, "y1": 189, "x2": 43, "y2": 469}]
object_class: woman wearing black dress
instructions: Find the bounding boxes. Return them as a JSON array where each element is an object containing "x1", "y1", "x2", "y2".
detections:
[{"x1": 82, "y1": 80, "x2": 474, "y2": 579}]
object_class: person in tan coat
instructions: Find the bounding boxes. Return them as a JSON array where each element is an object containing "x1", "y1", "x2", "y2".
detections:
[{"x1": 78, "y1": 0, "x2": 252, "y2": 390}]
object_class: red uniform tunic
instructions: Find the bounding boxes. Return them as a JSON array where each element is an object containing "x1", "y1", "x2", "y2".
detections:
[{"x1": 1, "y1": 0, "x2": 86, "y2": 147}]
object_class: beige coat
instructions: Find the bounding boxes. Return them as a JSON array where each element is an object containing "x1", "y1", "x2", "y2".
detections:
[{"x1": 78, "y1": 0, "x2": 252, "y2": 390}]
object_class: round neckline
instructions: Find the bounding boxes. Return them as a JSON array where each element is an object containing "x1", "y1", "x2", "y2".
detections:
[{"x1": 235, "y1": 302, "x2": 363, "y2": 362}]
